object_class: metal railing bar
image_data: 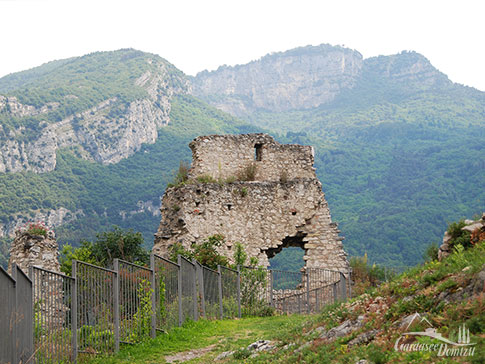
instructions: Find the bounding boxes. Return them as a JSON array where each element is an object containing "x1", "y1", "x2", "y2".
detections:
[
  {"x1": 74, "y1": 260, "x2": 116, "y2": 273},
  {"x1": 117, "y1": 259, "x2": 152, "y2": 272}
]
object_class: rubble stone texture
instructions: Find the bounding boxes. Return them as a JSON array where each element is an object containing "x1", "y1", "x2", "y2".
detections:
[
  {"x1": 8, "y1": 230, "x2": 61, "y2": 275},
  {"x1": 153, "y1": 133, "x2": 349, "y2": 273}
]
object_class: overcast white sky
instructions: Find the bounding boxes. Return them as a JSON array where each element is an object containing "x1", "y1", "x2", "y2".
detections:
[{"x1": 1, "y1": 0, "x2": 484, "y2": 90}]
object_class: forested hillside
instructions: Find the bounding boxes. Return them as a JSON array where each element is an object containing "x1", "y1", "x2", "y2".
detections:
[
  {"x1": 1, "y1": 45, "x2": 484, "y2": 270},
  {"x1": 196, "y1": 46, "x2": 485, "y2": 268}
]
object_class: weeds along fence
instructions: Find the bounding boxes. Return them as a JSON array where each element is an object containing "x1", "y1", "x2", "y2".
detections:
[{"x1": 0, "y1": 257, "x2": 349, "y2": 364}]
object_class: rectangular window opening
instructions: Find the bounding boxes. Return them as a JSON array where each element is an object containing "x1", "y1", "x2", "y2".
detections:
[{"x1": 255, "y1": 143, "x2": 263, "y2": 161}]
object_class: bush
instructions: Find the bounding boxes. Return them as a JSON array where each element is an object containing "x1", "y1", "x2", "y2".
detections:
[
  {"x1": 423, "y1": 242, "x2": 439, "y2": 262},
  {"x1": 447, "y1": 219, "x2": 473, "y2": 249},
  {"x1": 168, "y1": 234, "x2": 229, "y2": 270}
]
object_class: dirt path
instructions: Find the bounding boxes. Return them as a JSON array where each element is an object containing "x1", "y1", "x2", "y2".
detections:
[{"x1": 164, "y1": 344, "x2": 216, "y2": 363}]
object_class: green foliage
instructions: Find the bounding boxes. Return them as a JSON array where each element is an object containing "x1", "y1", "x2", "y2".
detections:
[
  {"x1": 17, "y1": 221, "x2": 51, "y2": 236},
  {"x1": 60, "y1": 241, "x2": 98, "y2": 275},
  {"x1": 233, "y1": 347, "x2": 252, "y2": 359},
  {"x1": 269, "y1": 247, "x2": 304, "y2": 272},
  {"x1": 234, "y1": 245, "x2": 272, "y2": 317},
  {"x1": 129, "y1": 279, "x2": 153, "y2": 342},
  {"x1": 233, "y1": 242, "x2": 247, "y2": 267},
  {"x1": 447, "y1": 220, "x2": 473, "y2": 249},
  {"x1": 59, "y1": 226, "x2": 149, "y2": 273},
  {"x1": 169, "y1": 234, "x2": 229, "y2": 270},
  {"x1": 0, "y1": 93, "x2": 251, "y2": 255},
  {"x1": 90, "y1": 226, "x2": 149, "y2": 266},
  {"x1": 167, "y1": 161, "x2": 190, "y2": 188},
  {"x1": 1, "y1": 48, "x2": 484, "y2": 272},
  {"x1": 423, "y1": 242, "x2": 439, "y2": 262},
  {"x1": 196, "y1": 174, "x2": 217, "y2": 183},
  {"x1": 0, "y1": 237, "x2": 11, "y2": 269}
]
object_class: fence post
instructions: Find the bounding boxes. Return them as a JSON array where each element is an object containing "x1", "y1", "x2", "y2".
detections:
[
  {"x1": 72, "y1": 260, "x2": 78, "y2": 363},
  {"x1": 339, "y1": 272, "x2": 347, "y2": 301},
  {"x1": 192, "y1": 260, "x2": 198, "y2": 321},
  {"x1": 236, "y1": 265, "x2": 241, "y2": 318},
  {"x1": 194, "y1": 260, "x2": 206, "y2": 319},
  {"x1": 177, "y1": 255, "x2": 183, "y2": 326},
  {"x1": 217, "y1": 265, "x2": 223, "y2": 319},
  {"x1": 306, "y1": 271, "x2": 310, "y2": 314},
  {"x1": 333, "y1": 282, "x2": 338, "y2": 303},
  {"x1": 269, "y1": 270, "x2": 274, "y2": 308},
  {"x1": 28, "y1": 266, "x2": 35, "y2": 364},
  {"x1": 11, "y1": 264, "x2": 18, "y2": 364},
  {"x1": 113, "y1": 259, "x2": 120, "y2": 352},
  {"x1": 150, "y1": 254, "x2": 156, "y2": 338}
]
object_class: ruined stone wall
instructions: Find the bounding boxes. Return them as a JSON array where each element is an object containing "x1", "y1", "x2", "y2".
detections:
[
  {"x1": 188, "y1": 134, "x2": 315, "y2": 182},
  {"x1": 8, "y1": 230, "x2": 61, "y2": 275},
  {"x1": 154, "y1": 133, "x2": 349, "y2": 273}
]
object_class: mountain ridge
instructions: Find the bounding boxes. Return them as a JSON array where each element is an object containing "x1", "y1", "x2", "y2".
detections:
[{"x1": 0, "y1": 44, "x2": 483, "y2": 270}]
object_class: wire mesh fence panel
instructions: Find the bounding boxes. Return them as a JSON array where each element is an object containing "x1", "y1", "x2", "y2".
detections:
[
  {"x1": 179, "y1": 256, "x2": 196, "y2": 323},
  {"x1": 153, "y1": 255, "x2": 180, "y2": 331},
  {"x1": 240, "y1": 266, "x2": 271, "y2": 317},
  {"x1": 76, "y1": 261, "x2": 116, "y2": 356},
  {"x1": 32, "y1": 266, "x2": 74, "y2": 364},
  {"x1": 0, "y1": 267, "x2": 16, "y2": 364},
  {"x1": 202, "y1": 266, "x2": 220, "y2": 319},
  {"x1": 117, "y1": 260, "x2": 152, "y2": 344},
  {"x1": 220, "y1": 266, "x2": 238, "y2": 319},
  {"x1": 271, "y1": 269, "x2": 306, "y2": 314}
]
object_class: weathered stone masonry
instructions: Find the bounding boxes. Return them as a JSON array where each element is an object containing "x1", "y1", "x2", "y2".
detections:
[{"x1": 153, "y1": 133, "x2": 349, "y2": 273}]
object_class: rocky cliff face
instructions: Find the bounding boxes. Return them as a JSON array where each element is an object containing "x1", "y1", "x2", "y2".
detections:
[
  {"x1": 191, "y1": 45, "x2": 450, "y2": 117},
  {"x1": 0, "y1": 58, "x2": 189, "y2": 173},
  {"x1": 191, "y1": 44, "x2": 363, "y2": 116},
  {"x1": 0, "y1": 207, "x2": 84, "y2": 238}
]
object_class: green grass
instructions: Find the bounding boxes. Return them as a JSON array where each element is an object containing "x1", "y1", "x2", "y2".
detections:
[{"x1": 84, "y1": 315, "x2": 310, "y2": 364}]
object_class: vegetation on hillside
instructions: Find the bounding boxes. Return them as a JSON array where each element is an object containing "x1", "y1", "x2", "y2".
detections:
[
  {"x1": 81, "y1": 226, "x2": 485, "y2": 363},
  {"x1": 0, "y1": 49, "x2": 185, "y2": 137},
  {"x1": 0, "y1": 93, "x2": 259, "y2": 268},
  {"x1": 0, "y1": 48, "x2": 484, "y2": 271}
]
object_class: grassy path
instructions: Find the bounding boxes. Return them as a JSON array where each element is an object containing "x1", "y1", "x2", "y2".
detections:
[{"x1": 84, "y1": 315, "x2": 311, "y2": 364}]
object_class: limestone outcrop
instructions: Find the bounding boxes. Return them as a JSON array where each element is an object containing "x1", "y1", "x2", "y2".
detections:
[
  {"x1": 438, "y1": 213, "x2": 485, "y2": 261},
  {"x1": 191, "y1": 44, "x2": 363, "y2": 116},
  {"x1": 0, "y1": 59, "x2": 189, "y2": 174},
  {"x1": 153, "y1": 133, "x2": 349, "y2": 273}
]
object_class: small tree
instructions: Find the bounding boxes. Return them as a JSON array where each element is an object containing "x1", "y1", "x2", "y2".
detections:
[{"x1": 168, "y1": 234, "x2": 229, "y2": 270}]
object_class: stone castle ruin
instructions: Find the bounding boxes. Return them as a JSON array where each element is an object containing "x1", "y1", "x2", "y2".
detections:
[
  {"x1": 8, "y1": 229, "x2": 61, "y2": 275},
  {"x1": 153, "y1": 133, "x2": 349, "y2": 273}
]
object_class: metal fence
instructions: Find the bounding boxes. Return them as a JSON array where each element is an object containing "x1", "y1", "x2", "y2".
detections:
[
  {"x1": 116, "y1": 259, "x2": 153, "y2": 344},
  {"x1": 1, "y1": 264, "x2": 33, "y2": 364},
  {"x1": 1, "y1": 255, "x2": 349, "y2": 363},
  {"x1": 201, "y1": 265, "x2": 221, "y2": 319},
  {"x1": 75, "y1": 260, "x2": 117, "y2": 355},
  {"x1": 220, "y1": 266, "x2": 240, "y2": 319},
  {"x1": 31, "y1": 266, "x2": 73, "y2": 363},
  {"x1": 240, "y1": 266, "x2": 350, "y2": 315},
  {"x1": 152, "y1": 254, "x2": 179, "y2": 331}
]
